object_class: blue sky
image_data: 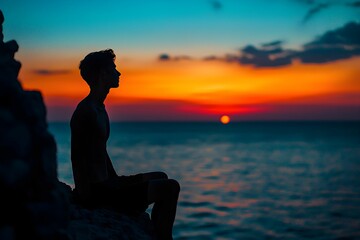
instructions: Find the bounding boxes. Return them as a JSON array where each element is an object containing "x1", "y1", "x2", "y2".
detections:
[{"x1": 2, "y1": 0, "x2": 359, "y2": 60}]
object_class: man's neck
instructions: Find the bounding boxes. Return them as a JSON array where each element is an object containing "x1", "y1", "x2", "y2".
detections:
[{"x1": 88, "y1": 87, "x2": 109, "y2": 105}]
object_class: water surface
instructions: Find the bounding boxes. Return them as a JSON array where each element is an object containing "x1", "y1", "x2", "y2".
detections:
[{"x1": 50, "y1": 121, "x2": 360, "y2": 239}]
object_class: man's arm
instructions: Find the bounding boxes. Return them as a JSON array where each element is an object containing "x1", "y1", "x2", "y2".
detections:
[{"x1": 106, "y1": 153, "x2": 118, "y2": 178}]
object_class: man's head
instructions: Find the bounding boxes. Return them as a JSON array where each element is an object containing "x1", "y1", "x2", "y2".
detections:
[{"x1": 79, "y1": 49, "x2": 121, "y2": 89}]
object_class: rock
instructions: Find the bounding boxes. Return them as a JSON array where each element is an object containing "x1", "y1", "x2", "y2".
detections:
[
  {"x1": 0, "y1": 159, "x2": 29, "y2": 187},
  {"x1": 0, "y1": 9, "x2": 70, "y2": 240},
  {"x1": 68, "y1": 205, "x2": 155, "y2": 240},
  {"x1": 0, "y1": 109, "x2": 32, "y2": 160},
  {"x1": 0, "y1": 10, "x2": 3, "y2": 42},
  {"x1": 57, "y1": 181, "x2": 155, "y2": 240},
  {"x1": 50, "y1": 181, "x2": 156, "y2": 239}
]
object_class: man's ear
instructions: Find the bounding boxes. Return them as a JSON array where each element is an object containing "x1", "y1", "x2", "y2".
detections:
[{"x1": 99, "y1": 70, "x2": 107, "y2": 80}]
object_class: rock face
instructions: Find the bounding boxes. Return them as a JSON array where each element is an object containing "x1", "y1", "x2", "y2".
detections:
[
  {"x1": 60, "y1": 182, "x2": 155, "y2": 240},
  {"x1": 0, "y1": 10, "x2": 69, "y2": 240},
  {"x1": 0, "y1": 10, "x2": 154, "y2": 240}
]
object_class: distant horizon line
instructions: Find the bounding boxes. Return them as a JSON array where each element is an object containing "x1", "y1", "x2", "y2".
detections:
[{"x1": 48, "y1": 120, "x2": 360, "y2": 123}]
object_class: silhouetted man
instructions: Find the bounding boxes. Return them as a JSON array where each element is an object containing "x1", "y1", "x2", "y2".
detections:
[{"x1": 70, "y1": 49, "x2": 180, "y2": 240}]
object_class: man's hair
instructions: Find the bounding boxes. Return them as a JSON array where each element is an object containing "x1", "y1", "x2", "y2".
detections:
[{"x1": 79, "y1": 49, "x2": 116, "y2": 87}]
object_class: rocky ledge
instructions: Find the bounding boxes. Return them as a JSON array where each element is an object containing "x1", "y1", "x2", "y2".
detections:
[{"x1": 0, "y1": 10, "x2": 154, "y2": 240}]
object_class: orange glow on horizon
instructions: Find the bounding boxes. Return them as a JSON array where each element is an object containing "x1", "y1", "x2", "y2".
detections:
[{"x1": 16, "y1": 54, "x2": 360, "y2": 121}]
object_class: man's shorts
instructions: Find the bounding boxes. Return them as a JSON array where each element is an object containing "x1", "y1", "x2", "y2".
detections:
[{"x1": 91, "y1": 173, "x2": 149, "y2": 215}]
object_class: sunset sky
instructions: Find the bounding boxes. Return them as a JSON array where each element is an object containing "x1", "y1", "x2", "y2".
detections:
[{"x1": 2, "y1": 0, "x2": 360, "y2": 121}]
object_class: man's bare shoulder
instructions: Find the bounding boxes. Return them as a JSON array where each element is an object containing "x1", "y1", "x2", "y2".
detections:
[
  {"x1": 71, "y1": 98, "x2": 98, "y2": 123},
  {"x1": 77, "y1": 98, "x2": 98, "y2": 113}
]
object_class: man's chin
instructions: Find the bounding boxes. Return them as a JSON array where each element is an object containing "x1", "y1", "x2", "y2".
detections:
[{"x1": 111, "y1": 83, "x2": 120, "y2": 88}]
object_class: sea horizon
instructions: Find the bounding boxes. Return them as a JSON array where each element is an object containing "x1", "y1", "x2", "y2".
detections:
[{"x1": 48, "y1": 120, "x2": 360, "y2": 125}]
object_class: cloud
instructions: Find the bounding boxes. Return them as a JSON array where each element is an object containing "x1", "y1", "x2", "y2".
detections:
[
  {"x1": 295, "y1": 0, "x2": 316, "y2": 4},
  {"x1": 218, "y1": 40, "x2": 295, "y2": 68},
  {"x1": 295, "y1": 0, "x2": 360, "y2": 23},
  {"x1": 203, "y1": 55, "x2": 221, "y2": 61},
  {"x1": 203, "y1": 41, "x2": 295, "y2": 67},
  {"x1": 208, "y1": 21, "x2": 360, "y2": 68},
  {"x1": 297, "y1": 47, "x2": 357, "y2": 63},
  {"x1": 209, "y1": 0, "x2": 222, "y2": 10},
  {"x1": 293, "y1": 0, "x2": 360, "y2": 22},
  {"x1": 261, "y1": 40, "x2": 284, "y2": 48},
  {"x1": 157, "y1": 22, "x2": 360, "y2": 68},
  {"x1": 159, "y1": 53, "x2": 170, "y2": 61},
  {"x1": 347, "y1": 1, "x2": 360, "y2": 7},
  {"x1": 236, "y1": 43, "x2": 294, "y2": 67},
  {"x1": 302, "y1": 3, "x2": 330, "y2": 23},
  {"x1": 298, "y1": 21, "x2": 360, "y2": 63},
  {"x1": 158, "y1": 53, "x2": 192, "y2": 61},
  {"x1": 33, "y1": 69, "x2": 71, "y2": 75},
  {"x1": 305, "y1": 21, "x2": 360, "y2": 47},
  {"x1": 173, "y1": 55, "x2": 192, "y2": 61}
]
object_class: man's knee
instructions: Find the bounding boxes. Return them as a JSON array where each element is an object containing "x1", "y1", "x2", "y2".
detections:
[
  {"x1": 152, "y1": 171, "x2": 168, "y2": 180},
  {"x1": 168, "y1": 179, "x2": 180, "y2": 195},
  {"x1": 143, "y1": 171, "x2": 168, "y2": 181},
  {"x1": 158, "y1": 171, "x2": 168, "y2": 180}
]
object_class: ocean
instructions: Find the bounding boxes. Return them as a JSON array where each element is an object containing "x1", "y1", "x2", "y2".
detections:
[{"x1": 49, "y1": 121, "x2": 360, "y2": 240}]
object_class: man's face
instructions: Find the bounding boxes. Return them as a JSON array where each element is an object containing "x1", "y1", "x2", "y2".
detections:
[{"x1": 102, "y1": 63, "x2": 121, "y2": 88}]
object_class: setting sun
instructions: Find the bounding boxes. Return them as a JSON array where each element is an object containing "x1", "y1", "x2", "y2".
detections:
[{"x1": 220, "y1": 115, "x2": 230, "y2": 124}]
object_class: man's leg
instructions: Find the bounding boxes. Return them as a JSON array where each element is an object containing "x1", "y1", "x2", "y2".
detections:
[
  {"x1": 147, "y1": 179, "x2": 180, "y2": 240},
  {"x1": 142, "y1": 171, "x2": 168, "y2": 181}
]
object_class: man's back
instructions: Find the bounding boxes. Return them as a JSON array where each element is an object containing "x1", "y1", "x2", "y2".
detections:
[{"x1": 70, "y1": 97, "x2": 112, "y2": 199}]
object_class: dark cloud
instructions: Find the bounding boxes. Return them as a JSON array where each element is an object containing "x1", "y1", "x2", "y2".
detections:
[
  {"x1": 297, "y1": 47, "x2": 358, "y2": 63},
  {"x1": 297, "y1": 21, "x2": 360, "y2": 63},
  {"x1": 204, "y1": 21, "x2": 360, "y2": 68},
  {"x1": 33, "y1": 69, "x2": 71, "y2": 75},
  {"x1": 159, "y1": 53, "x2": 170, "y2": 61},
  {"x1": 302, "y1": 3, "x2": 330, "y2": 23},
  {"x1": 297, "y1": 0, "x2": 359, "y2": 23},
  {"x1": 209, "y1": 0, "x2": 222, "y2": 10},
  {"x1": 296, "y1": 0, "x2": 316, "y2": 5},
  {"x1": 261, "y1": 40, "x2": 284, "y2": 48},
  {"x1": 305, "y1": 21, "x2": 360, "y2": 47},
  {"x1": 173, "y1": 55, "x2": 192, "y2": 61},
  {"x1": 158, "y1": 22, "x2": 360, "y2": 68},
  {"x1": 221, "y1": 40, "x2": 294, "y2": 68},
  {"x1": 347, "y1": 1, "x2": 360, "y2": 7},
  {"x1": 237, "y1": 44, "x2": 293, "y2": 67},
  {"x1": 203, "y1": 55, "x2": 221, "y2": 61},
  {"x1": 242, "y1": 44, "x2": 283, "y2": 55},
  {"x1": 158, "y1": 53, "x2": 192, "y2": 61}
]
